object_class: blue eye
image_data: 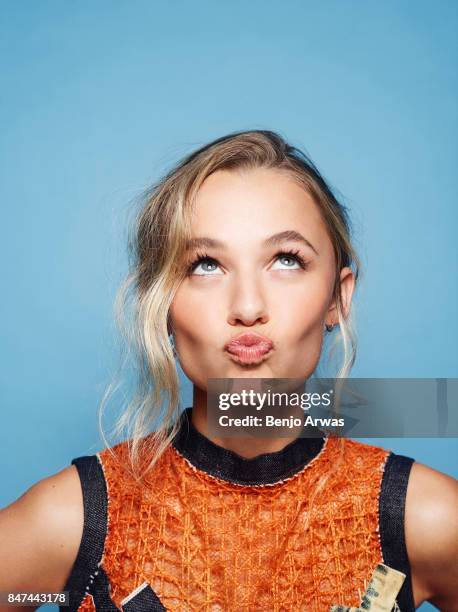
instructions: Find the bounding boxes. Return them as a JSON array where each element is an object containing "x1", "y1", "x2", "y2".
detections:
[
  {"x1": 272, "y1": 254, "x2": 301, "y2": 270},
  {"x1": 188, "y1": 256, "x2": 222, "y2": 276},
  {"x1": 187, "y1": 249, "x2": 308, "y2": 276}
]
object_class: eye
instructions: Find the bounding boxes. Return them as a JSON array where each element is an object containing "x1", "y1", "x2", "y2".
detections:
[
  {"x1": 188, "y1": 255, "x2": 222, "y2": 276},
  {"x1": 271, "y1": 250, "x2": 308, "y2": 271},
  {"x1": 187, "y1": 249, "x2": 309, "y2": 276}
]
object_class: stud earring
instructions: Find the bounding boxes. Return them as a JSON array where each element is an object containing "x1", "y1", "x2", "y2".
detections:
[{"x1": 325, "y1": 323, "x2": 335, "y2": 332}]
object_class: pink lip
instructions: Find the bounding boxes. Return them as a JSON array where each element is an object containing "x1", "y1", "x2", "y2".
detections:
[{"x1": 225, "y1": 332, "x2": 274, "y2": 365}]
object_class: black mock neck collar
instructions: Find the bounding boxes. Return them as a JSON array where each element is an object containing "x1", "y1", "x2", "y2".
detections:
[{"x1": 171, "y1": 407, "x2": 325, "y2": 486}]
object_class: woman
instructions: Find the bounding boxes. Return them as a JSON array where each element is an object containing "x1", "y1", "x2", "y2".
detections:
[{"x1": 0, "y1": 130, "x2": 456, "y2": 612}]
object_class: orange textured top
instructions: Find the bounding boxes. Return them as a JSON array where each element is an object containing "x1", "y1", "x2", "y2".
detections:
[{"x1": 67, "y1": 405, "x2": 408, "y2": 612}]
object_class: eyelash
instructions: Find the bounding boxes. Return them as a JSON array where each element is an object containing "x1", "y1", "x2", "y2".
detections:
[{"x1": 186, "y1": 249, "x2": 310, "y2": 275}]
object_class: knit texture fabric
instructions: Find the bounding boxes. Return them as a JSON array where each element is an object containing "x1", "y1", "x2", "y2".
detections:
[{"x1": 76, "y1": 436, "x2": 389, "y2": 611}]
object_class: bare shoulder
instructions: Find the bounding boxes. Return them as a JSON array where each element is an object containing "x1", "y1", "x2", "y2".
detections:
[
  {"x1": 405, "y1": 461, "x2": 458, "y2": 610},
  {"x1": 0, "y1": 465, "x2": 84, "y2": 610}
]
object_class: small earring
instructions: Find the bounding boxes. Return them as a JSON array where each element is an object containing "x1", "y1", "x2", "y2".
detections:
[{"x1": 325, "y1": 323, "x2": 334, "y2": 332}]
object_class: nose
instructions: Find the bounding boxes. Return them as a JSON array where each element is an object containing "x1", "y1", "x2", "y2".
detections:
[{"x1": 227, "y1": 275, "x2": 269, "y2": 327}]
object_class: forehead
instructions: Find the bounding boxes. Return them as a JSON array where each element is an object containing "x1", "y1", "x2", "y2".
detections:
[{"x1": 191, "y1": 167, "x2": 333, "y2": 255}]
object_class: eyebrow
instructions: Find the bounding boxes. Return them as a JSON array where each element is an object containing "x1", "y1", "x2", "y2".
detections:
[{"x1": 185, "y1": 230, "x2": 318, "y2": 255}]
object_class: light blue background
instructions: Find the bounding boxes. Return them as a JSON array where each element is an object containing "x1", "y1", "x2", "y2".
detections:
[{"x1": 1, "y1": 2, "x2": 456, "y2": 610}]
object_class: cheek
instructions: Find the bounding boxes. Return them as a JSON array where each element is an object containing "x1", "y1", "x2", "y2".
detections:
[
  {"x1": 271, "y1": 276, "x2": 330, "y2": 335},
  {"x1": 169, "y1": 287, "x2": 223, "y2": 388},
  {"x1": 170, "y1": 287, "x2": 220, "y2": 345}
]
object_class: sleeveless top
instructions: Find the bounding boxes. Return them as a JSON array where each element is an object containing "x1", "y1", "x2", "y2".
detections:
[{"x1": 62, "y1": 407, "x2": 416, "y2": 612}]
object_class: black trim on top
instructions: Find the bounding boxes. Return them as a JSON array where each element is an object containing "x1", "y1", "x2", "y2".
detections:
[
  {"x1": 62, "y1": 454, "x2": 109, "y2": 612},
  {"x1": 379, "y1": 452, "x2": 416, "y2": 612},
  {"x1": 171, "y1": 406, "x2": 325, "y2": 486},
  {"x1": 91, "y1": 566, "x2": 120, "y2": 610},
  {"x1": 121, "y1": 582, "x2": 167, "y2": 612}
]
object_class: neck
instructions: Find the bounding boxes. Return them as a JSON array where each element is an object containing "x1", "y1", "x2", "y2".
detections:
[{"x1": 192, "y1": 385, "x2": 304, "y2": 459}]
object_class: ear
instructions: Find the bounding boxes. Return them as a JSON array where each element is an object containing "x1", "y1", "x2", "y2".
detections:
[{"x1": 326, "y1": 266, "x2": 355, "y2": 325}]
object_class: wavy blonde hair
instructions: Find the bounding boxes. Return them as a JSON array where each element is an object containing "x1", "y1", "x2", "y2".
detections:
[{"x1": 99, "y1": 130, "x2": 361, "y2": 484}]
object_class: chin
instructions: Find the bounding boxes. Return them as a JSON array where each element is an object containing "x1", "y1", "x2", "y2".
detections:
[{"x1": 226, "y1": 362, "x2": 274, "y2": 377}]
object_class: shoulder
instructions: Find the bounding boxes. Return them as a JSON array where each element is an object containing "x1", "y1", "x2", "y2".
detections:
[
  {"x1": 349, "y1": 447, "x2": 457, "y2": 610},
  {"x1": 0, "y1": 464, "x2": 83, "y2": 597},
  {"x1": 405, "y1": 461, "x2": 458, "y2": 610}
]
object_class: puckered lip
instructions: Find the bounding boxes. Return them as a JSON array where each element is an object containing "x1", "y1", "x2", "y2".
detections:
[{"x1": 225, "y1": 331, "x2": 274, "y2": 352}]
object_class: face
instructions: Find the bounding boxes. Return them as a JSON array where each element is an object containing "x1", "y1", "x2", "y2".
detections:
[{"x1": 169, "y1": 167, "x2": 354, "y2": 391}]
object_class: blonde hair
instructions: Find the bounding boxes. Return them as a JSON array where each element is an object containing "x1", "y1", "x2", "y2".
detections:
[{"x1": 99, "y1": 130, "x2": 361, "y2": 483}]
